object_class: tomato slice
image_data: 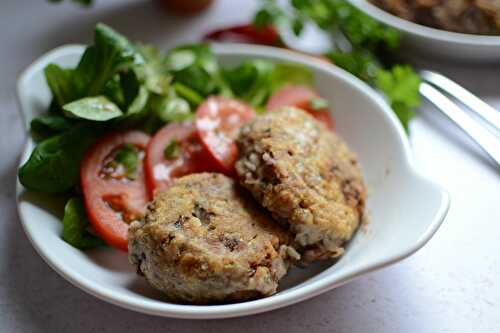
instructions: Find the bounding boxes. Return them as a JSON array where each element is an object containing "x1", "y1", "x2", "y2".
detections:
[
  {"x1": 266, "y1": 85, "x2": 335, "y2": 131},
  {"x1": 144, "y1": 122, "x2": 218, "y2": 197},
  {"x1": 80, "y1": 131, "x2": 150, "y2": 252},
  {"x1": 195, "y1": 96, "x2": 255, "y2": 174}
]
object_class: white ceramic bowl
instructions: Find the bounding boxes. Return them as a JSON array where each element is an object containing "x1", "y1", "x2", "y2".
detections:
[
  {"x1": 348, "y1": 0, "x2": 500, "y2": 61},
  {"x1": 16, "y1": 43, "x2": 449, "y2": 319}
]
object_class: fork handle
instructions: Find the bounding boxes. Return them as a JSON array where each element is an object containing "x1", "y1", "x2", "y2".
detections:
[
  {"x1": 420, "y1": 70, "x2": 500, "y2": 133},
  {"x1": 420, "y1": 82, "x2": 500, "y2": 169}
]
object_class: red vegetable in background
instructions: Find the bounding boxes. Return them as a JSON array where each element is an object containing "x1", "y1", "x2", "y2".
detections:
[{"x1": 204, "y1": 24, "x2": 283, "y2": 46}]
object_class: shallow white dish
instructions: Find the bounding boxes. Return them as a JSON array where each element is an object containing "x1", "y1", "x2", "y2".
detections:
[
  {"x1": 16, "y1": 43, "x2": 449, "y2": 319},
  {"x1": 348, "y1": 0, "x2": 500, "y2": 61}
]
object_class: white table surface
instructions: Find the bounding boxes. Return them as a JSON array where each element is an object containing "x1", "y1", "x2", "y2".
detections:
[{"x1": 1, "y1": 0, "x2": 499, "y2": 332}]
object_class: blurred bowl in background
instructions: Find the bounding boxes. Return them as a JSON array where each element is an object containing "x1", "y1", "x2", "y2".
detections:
[{"x1": 348, "y1": 0, "x2": 500, "y2": 62}]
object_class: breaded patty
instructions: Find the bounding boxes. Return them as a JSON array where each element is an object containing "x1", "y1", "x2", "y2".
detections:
[
  {"x1": 128, "y1": 173, "x2": 297, "y2": 304},
  {"x1": 235, "y1": 108, "x2": 366, "y2": 262},
  {"x1": 371, "y1": 0, "x2": 500, "y2": 35}
]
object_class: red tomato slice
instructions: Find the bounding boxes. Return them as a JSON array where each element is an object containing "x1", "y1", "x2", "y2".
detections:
[
  {"x1": 144, "y1": 122, "x2": 218, "y2": 197},
  {"x1": 80, "y1": 131, "x2": 150, "y2": 252},
  {"x1": 266, "y1": 85, "x2": 336, "y2": 131},
  {"x1": 195, "y1": 96, "x2": 255, "y2": 174}
]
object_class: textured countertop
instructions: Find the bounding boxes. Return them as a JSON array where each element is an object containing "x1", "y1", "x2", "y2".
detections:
[{"x1": 1, "y1": 0, "x2": 499, "y2": 332}]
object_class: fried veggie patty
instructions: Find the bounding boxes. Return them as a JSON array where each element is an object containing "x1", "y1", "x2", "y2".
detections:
[
  {"x1": 129, "y1": 173, "x2": 295, "y2": 304},
  {"x1": 236, "y1": 108, "x2": 366, "y2": 262}
]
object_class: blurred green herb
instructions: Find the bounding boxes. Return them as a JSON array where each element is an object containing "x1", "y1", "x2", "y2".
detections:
[
  {"x1": 309, "y1": 98, "x2": 328, "y2": 111},
  {"x1": 164, "y1": 139, "x2": 180, "y2": 160},
  {"x1": 223, "y1": 61, "x2": 313, "y2": 108},
  {"x1": 113, "y1": 143, "x2": 140, "y2": 180},
  {"x1": 165, "y1": 44, "x2": 232, "y2": 99}
]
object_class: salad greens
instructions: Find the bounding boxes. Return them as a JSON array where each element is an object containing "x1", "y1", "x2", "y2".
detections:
[
  {"x1": 30, "y1": 114, "x2": 73, "y2": 141},
  {"x1": 165, "y1": 44, "x2": 232, "y2": 98},
  {"x1": 223, "y1": 60, "x2": 313, "y2": 108},
  {"x1": 19, "y1": 124, "x2": 100, "y2": 193},
  {"x1": 19, "y1": 23, "x2": 317, "y2": 248},
  {"x1": 253, "y1": 0, "x2": 421, "y2": 130}
]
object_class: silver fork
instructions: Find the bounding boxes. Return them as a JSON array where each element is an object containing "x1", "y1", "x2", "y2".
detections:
[{"x1": 419, "y1": 70, "x2": 500, "y2": 168}]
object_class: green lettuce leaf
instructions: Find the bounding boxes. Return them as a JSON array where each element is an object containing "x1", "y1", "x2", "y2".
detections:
[
  {"x1": 30, "y1": 114, "x2": 73, "y2": 141},
  {"x1": 375, "y1": 65, "x2": 421, "y2": 131},
  {"x1": 224, "y1": 60, "x2": 313, "y2": 107},
  {"x1": 18, "y1": 124, "x2": 100, "y2": 193},
  {"x1": 63, "y1": 96, "x2": 123, "y2": 121},
  {"x1": 46, "y1": 23, "x2": 143, "y2": 109},
  {"x1": 44, "y1": 64, "x2": 77, "y2": 107},
  {"x1": 62, "y1": 198, "x2": 105, "y2": 249},
  {"x1": 165, "y1": 44, "x2": 231, "y2": 100}
]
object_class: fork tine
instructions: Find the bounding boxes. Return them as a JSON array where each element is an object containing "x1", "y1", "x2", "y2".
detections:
[
  {"x1": 420, "y1": 70, "x2": 500, "y2": 133},
  {"x1": 419, "y1": 82, "x2": 500, "y2": 169}
]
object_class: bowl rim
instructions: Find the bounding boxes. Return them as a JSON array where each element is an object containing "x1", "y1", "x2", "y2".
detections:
[
  {"x1": 348, "y1": 0, "x2": 500, "y2": 46},
  {"x1": 16, "y1": 43, "x2": 450, "y2": 319}
]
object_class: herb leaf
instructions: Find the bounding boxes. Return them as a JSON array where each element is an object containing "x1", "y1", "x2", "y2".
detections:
[
  {"x1": 270, "y1": 63, "x2": 313, "y2": 91},
  {"x1": 114, "y1": 143, "x2": 139, "y2": 180},
  {"x1": 84, "y1": 23, "x2": 143, "y2": 96},
  {"x1": 30, "y1": 114, "x2": 73, "y2": 141},
  {"x1": 46, "y1": 23, "x2": 143, "y2": 109},
  {"x1": 63, "y1": 96, "x2": 123, "y2": 121},
  {"x1": 62, "y1": 198, "x2": 105, "y2": 249},
  {"x1": 126, "y1": 86, "x2": 150, "y2": 116},
  {"x1": 327, "y1": 51, "x2": 380, "y2": 82},
  {"x1": 135, "y1": 45, "x2": 171, "y2": 96},
  {"x1": 18, "y1": 125, "x2": 100, "y2": 193},
  {"x1": 154, "y1": 95, "x2": 192, "y2": 123},
  {"x1": 165, "y1": 44, "x2": 231, "y2": 100},
  {"x1": 164, "y1": 139, "x2": 180, "y2": 160},
  {"x1": 309, "y1": 98, "x2": 328, "y2": 111},
  {"x1": 224, "y1": 60, "x2": 274, "y2": 107},
  {"x1": 375, "y1": 65, "x2": 421, "y2": 131},
  {"x1": 172, "y1": 82, "x2": 204, "y2": 106},
  {"x1": 224, "y1": 60, "x2": 313, "y2": 108},
  {"x1": 44, "y1": 64, "x2": 77, "y2": 107}
]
